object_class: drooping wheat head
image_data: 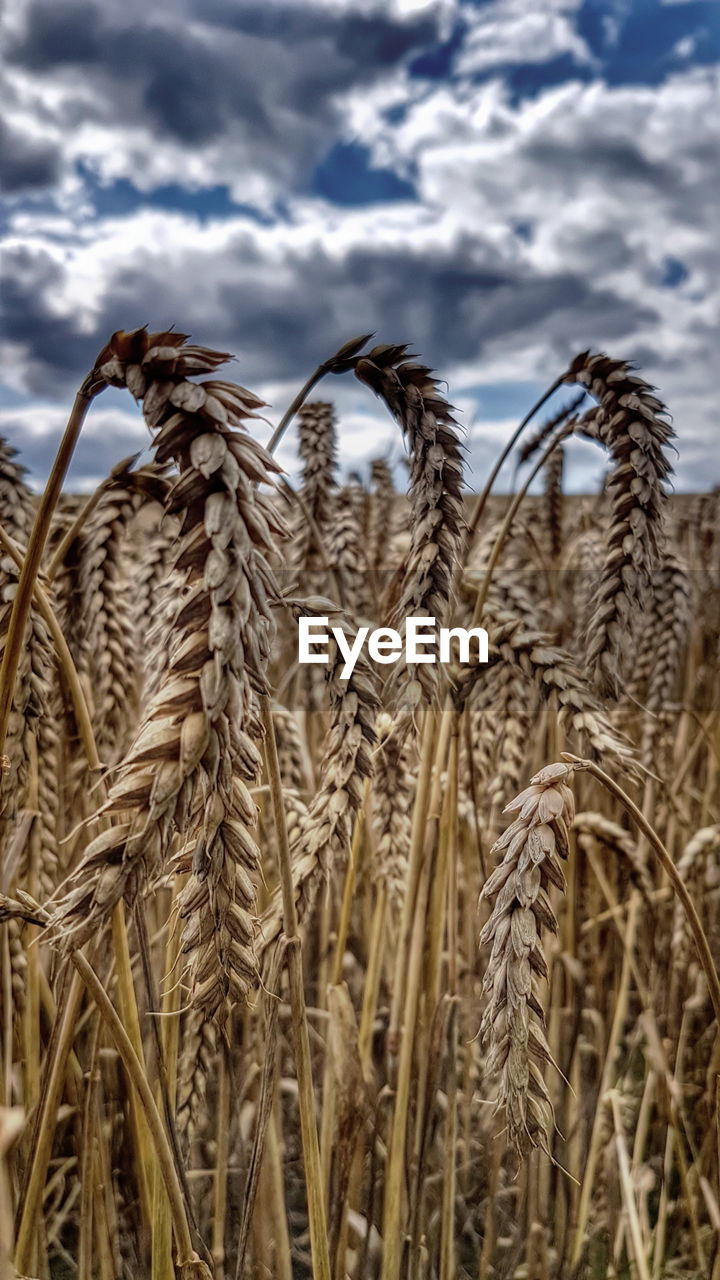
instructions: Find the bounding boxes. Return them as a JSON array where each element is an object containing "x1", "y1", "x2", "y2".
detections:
[{"x1": 51, "y1": 329, "x2": 287, "y2": 1020}]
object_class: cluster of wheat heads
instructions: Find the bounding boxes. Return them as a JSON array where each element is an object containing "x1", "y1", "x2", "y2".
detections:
[{"x1": 0, "y1": 328, "x2": 719, "y2": 1279}]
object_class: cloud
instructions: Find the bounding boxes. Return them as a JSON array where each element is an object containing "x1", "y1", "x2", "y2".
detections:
[
  {"x1": 0, "y1": 118, "x2": 61, "y2": 192},
  {"x1": 455, "y1": 0, "x2": 593, "y2": 76},
  {"x1": 1, "y1": 0, "x2": 447, "y2": 206},
  {"x1": 0, "y1": 196, "x2": 661, "y2": 401},
  {"x1": 672, "y1": 34, "x2": 698, "y2": 59},
  {"x1": 0, "y1": 400, "x2": 149, "y2": 490},
  {"x1": 0, "y1": 0, "x2": 718, "y2": 493}
]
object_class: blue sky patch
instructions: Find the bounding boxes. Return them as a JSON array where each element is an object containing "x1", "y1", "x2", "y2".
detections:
[
  {"x1": 661, "y1": 257, "x2": 689, "y2": 288},
  {"x1": 79, "y1": 169, "x2": 275, "y2": 224},
  {"x1": 311, "y1": 142, "x2": 417, "y2": 206}
]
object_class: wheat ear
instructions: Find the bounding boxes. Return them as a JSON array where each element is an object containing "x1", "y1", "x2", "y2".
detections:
[
  {"x1": 51, "y1": 330, "x2": 287, "y2": 1022},
  {"x1": 479, "y1": 761, "x2": 578, "y2": 1152},
  {"x1": 563, "y1": 352, "x2": 675, "y2": 696},
  {"x1": 354, "y1": 345, "x2": 464, "y2": 717},
  {"x1": 292, "y1": 400, "x2": 338, "y2": 574},
  {"x1": 260, "y1": 617, "x2": 380, "y2": 952}
]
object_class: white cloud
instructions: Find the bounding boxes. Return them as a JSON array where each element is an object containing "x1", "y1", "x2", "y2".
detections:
[
  {"x1": 673, "y1": 35, "x2": 697, "y2": 59},
  {"x1": 456, "y1": 0, "x2": 594, "y2": 75},
  {"x1": 290, "y1": 0, "x2": 455, "y2": 18}
]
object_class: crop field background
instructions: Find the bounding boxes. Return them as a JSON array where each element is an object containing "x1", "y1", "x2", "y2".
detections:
[{"x1": 0, "y1": 328, "x2": 718, "y2": 1280}]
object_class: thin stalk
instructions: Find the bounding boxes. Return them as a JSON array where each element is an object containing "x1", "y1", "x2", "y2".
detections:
[
  {"x1": 439, "y1": 728, "x2": 460, "y2": 1280},
  {"x1": 439, "y1": 1001, "x2": 459, "y2": 1280},
  {"x1": 381, "y1": 847, "x2": 433, "y2": 1280},
  {"x1": 267, "y1": 335, "x2": 372, "y2": 456},
  {"x1": 78, "y1": 1023, "x2": 102, "y2": 1280},
  {"x1": 93, "y1": 1064, "x2": 119, "y2": 1280},
  {"x1": 22, "y1": 738, "x2": 40, "y2": 1113},
  {"x1": 0, "y1": 380, "x2": 101, "y2": 758},
  {"x1": 154, "y1": 888, "x2": 184, "y2": 1280},
  {"x1": 464, "y1": 374, "x2": 565, "y2": 550},
  {"x1": 14, "y1": 967, "x2": 85, "y2": 1271},
  {"x1": 571, "y1": 896, "x2": 639, "y2": 1267},
  {"x1": 211, "y1": 1047, "x2": 230, "y2": 1278},
  {"x1": 265, "y1": 1108, "x2": 293, "y2": 1280},
  {"x1": 470, "y1": 425, "x2": 573, "y2": 628},
  {"x1": 267, "y1": 371, "x2": 331, "y2": 456},
  {"x1": 407, "y1": 723, "x2": 460, "y2": 1274},
  {"x1": 1, "y1": 930, "x2": 11, "y2": 1110},
  {"x1": 563, "y1": 753, "x2": 720, "y2": 1026},
  {"x1": 358, "y1": 879, "x2": 388, "y2": 1076},
  {"x1": 387, "y1": 708, "x2": 440, "y2": 1064},
  {"x1": 234, "y1": 945, "x2": 286, "y2": 1280},
  {"x1": 0, "y1": 522, "x2": 101, "y2": 773},
  {"x1": 69, "y1": 949, "x2": 204, "y2": 1273},
  {"x1": 381, "y1": 706, "x2": 453, "y2": 1280},
  {"x1": 260, "y1": 696, "x2": 331, "y2": 1280},
  {"x1": 608, "y1": 1090, "x2": 651, "y2": 1280},
  {"x1": 111, "y1": 903, "x2": 154, "y2": 1228}
]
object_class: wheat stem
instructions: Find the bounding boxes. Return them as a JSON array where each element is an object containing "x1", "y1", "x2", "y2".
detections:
[
  {"x1": 14, "y1": 967, "x2": 85, "y2": 1270},
  {"x1": 562, "y1": 753, "x2": 720, "y2": 1025},
  {"x1": 465, "y1": 375, "x2": 565, "y2": 549},
  {"x1": 570, "y1": 895, "x2": 639, "y2": 1267},
  {"x1": 471, "y1": 424, "x2": 572, "y2": 628},
  {"x1": 260, "y1": 695, "x2": 331, "y2": 1280},
  {"x1": 0, "y1": 521, "x2": 100, "y2": 776},
  {"x1": 71, "y1": 949, "x2": 204, "y2": 1274},
  {"x1": 267, "y1": 334, "x2": 372, "y2": 455},
  {"x1": 0, "y1": 381, "x2": 101, "y2": 758}
]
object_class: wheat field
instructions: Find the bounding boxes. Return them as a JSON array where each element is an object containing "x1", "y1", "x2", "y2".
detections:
[{"x1": 0, "y1": 328, "x2": 718, "y2": 1279}]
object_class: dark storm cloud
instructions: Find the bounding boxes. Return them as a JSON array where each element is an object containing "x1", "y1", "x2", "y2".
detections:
[
  {"x1": 0, "y1": 228, "x2": 660, "y2": 399},
  {"x1": 197, "y1": 0, "x2": 439, "y2": 64},
  {"x1": 0, "y1": 120, "x2": 61, "y2": 193},
  {"x1": 232, "y1": 243, "x2": 657, "y2": 381},
  {"x1": 3, "y1": 0, "x2": 442, "y2": 173},
  {"x1": 1, "y1": 245, "x2": 105, "y2": 393},
  {"x1": 5, "y1": 3, "x2": 104, "y2": 69}
]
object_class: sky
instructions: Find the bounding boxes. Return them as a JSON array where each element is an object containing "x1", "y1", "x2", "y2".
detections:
[{"x1": 1, "y1": 0, "x2": 719, "y2": 493}]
